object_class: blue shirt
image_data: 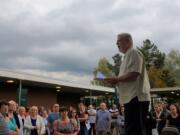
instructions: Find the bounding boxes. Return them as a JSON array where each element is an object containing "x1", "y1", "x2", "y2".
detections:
[
  {"x1": 47, "y1": 112, "x2": 60, "y2": 124},
  {"x1": 31, "y1": 118, "x2": 38, "y2": 135},
  {"x1": 96, "y1": 110, "x2": 111, "y2": 131},
  {"x1": 117, "y1": 115, "x2": 126, "y2": 134}
]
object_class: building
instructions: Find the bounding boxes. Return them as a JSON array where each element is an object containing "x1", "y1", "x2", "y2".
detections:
[
  {"x1": 1, "y1": 68, "x2": 179, "y2": 108},
  {"x1": 0, "y1": 68, "x2": 114, "y2": 108}
]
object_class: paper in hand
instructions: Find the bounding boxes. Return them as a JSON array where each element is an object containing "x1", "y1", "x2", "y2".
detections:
[{"x1": 95, "y1": 71, "x2": 106, "y2": 80}]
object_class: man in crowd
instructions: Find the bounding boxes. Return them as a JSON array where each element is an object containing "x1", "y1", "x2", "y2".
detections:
[
  {"x1": 109, "y1": 104, "x2": 119, "y2": 135},
  {"x1": 105, "y1": 33, "x2": 151, "y2": 135},
  {"x1": 96, "y1": 102, "x2": 111, "y2": 135},
  {"x1": 47, "y1": 103, "x2": 60, "y2": 134}
]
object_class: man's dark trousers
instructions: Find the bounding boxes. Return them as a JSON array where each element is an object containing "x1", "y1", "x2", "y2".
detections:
[{"x1": 124, "y1": 97, "x2": 150, "y2": 135}]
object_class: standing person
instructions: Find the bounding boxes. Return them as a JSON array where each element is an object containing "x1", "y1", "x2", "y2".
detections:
[
  {"x1": 0, "y1": 100, "x2": 17, "y2": 135},
  {"x1": 68, "y1": 106, "x2": 74, "y2": 118},
  {"x1": 166, "y1": 104, "x2": 180, "y2": 132},
  {"x1": 8, "y1": 100, "x2": 20, "y2": 129},
  {"x1": 95, "y1": 102, "x2": 111, "y2": 135},
  {"x1": 0, "y1": 111, "x2": 13, "y2": 135},
  {"x1": 161, "y1": 101, "x2": 170, "y2": 118},
  {"x1": 70, "y1": 108, "x2": 80, "y2": 133},
  {"x1": 53, "y1": 106, "x2": 77, "y2": 135},
  {"x1": 87, "y1": 105, "x2": 96, "y2": 135},
  {"x1": 105, "y1": 33, "x2": 151, "y2": 135},
  {"x1": 42, "y1": 109, "x2": 50, "y2": 135},
  {"x1": 24, "y1": 106, "x2": 45, "y2": 135},
  {"x1": 47, "y1": 104, "x2": 60, "y2": 134},
  {"x1": 18, "y1": 106, "x2": 26, "y2": 135},
  {"x1": 153, "y1": 102, "x2": 166, "y2": 134},
  {"x1": 109, "y1": 104, "x2": 119, "y2": 135},
  {"x1": 77, "y1": 103, "x2": 88, "y2": 135},
  {"x1": 117, "y1": 106, "x2": 126, "y2": 135}
]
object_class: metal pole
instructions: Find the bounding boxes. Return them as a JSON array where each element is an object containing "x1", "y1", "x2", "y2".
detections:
[
  {"x1": 18, "y1": 80, "x2": 22, "y2": 106},
  {"x1": 115, "y1": 86, "x2": 119, "y2": 105},
  {"x1": 90, "y1": 90, "x2": 92, "y2": 105}
]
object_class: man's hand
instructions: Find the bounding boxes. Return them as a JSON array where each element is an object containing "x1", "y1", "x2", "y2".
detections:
[{"x1": 104, "y1": 77, "x2": 119, "y2": 84}]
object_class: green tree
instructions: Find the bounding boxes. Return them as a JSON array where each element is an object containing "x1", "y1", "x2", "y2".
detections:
[
  {"x1": 137, "y1": 39, "x2": 165, "y2": 69},
  {"x1": 91, "y1": 57, "x2": 114, "y2": 87},
  {"x1": 138, "y1": 39, "x2": 176, "y2": 88},
  {"x1": 160, "y1": 69, "x2": 176, "y2": 87},
  {"x1": 165, "y1": 49, "x2": 180, "y2": 69},
  {"x1": 148, "y1": 66, "x2": 166, "y2": 88},
  {"x1": 112, "y1": 53, "x2": 122, "y2": 76},
  {"x1": 165, "y1": 50, "x2": 180, "y2": 86},
  {"x1": 92, "y1": 54, "x2": 122, "y2": 87},
  {"x1": 108, "y1": 53, "x2": 122, "y2": 76}
]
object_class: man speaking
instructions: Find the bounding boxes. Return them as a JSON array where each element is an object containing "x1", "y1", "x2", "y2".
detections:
[{"x1": 105, "y1": 33, "x2": 151, "y2": 135}]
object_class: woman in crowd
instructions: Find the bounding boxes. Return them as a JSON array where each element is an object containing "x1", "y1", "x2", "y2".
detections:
[
  {"x1": 77, "y1": 103, "x2": 88, "y2": 135},
  {"x1": 166, "y1": 104, "x2": 180, "y2": 132},
  {"x1": 42, "y1": 109, "x2": 50, "y2": 135},
  {"x1": 153, "y1": 102, "x2": 166, "y2": 134},
  {"x1": 18, "y1": 106, "x2": 26, "y2": 135},
  {"x1": 53, "y1": 106, "x2": 77, "y2": 135},
  {"x1": 0, "y1": 101, "x2": 19, "y2": 135},
  {"x1": 38, "y1": 106, "x2": 45, "y2": 117},
  {"x1": 24, "y1": 106, "x2": 45, "y2": 135},
  {"x1": 117, "y1": 105, "x2": 126, "y2": 135},
  {"x1": 68, "y1": 106, "x2": 74, "y2": 118},
  {"x1": 70, "y1": 108, "x2": 80, "y2": 133}
]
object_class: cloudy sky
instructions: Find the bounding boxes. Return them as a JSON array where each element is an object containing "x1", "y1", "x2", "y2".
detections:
[{"x1": 0, "y1": 0, "x2": 180, "y2": 84}]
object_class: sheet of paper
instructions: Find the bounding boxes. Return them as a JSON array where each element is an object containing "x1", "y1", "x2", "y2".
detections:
[{"x1": 96, "y1": 71, "x2": 106, "y2": 80}]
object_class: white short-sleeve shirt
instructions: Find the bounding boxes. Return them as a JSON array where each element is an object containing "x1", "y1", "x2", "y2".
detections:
[{"x1": 118, "y1": 48, "x2": 151, "y2": 104}]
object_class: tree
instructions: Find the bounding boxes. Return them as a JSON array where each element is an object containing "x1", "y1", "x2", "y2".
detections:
[
  {"x1": 112, "y1": 53, "x2": 122, "y2": 76},
  {"x1": 137, "y1": 39, "x2": 165, "y2": 69},
  {"x1": 91, "y1": 57, "x2": 114, "y2": 87},
  {"x1": 160, "y1": 69, "x2": 176, "y2": 87},
  {"x1": 91, "y1": 54, "x2": 122, "y2": 87},
  {"x1": 148, "y1": 66, "x2": 166, "y2": 88},
  {"x1": 92, "y1": 39, "x2": 176, "y2": 88},
  {"x1": 165, "y1": 49, "x2": 180, "y2": 69},
  {"x1": 165, "y1": 50, "x2": 180, "y2": 86},
  {"x1": 108, "y1": 53, "x2": 122, "y2": 76},
  {"x1": 138, "y1": 39, "x2": 176, "y2": 88}
]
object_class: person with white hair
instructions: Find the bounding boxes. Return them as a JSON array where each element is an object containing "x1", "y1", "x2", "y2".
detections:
[
  {"x1": 105, "y1": 33, "x2": 151, "y2": 135},
  {"x1": 87, "y1": 104, "x2": 96, "y2": 135},
  {"x1": 24, "y1": 106, "x2": 45, "y2": 135},
  {"x1": 8, "y1": 100, "x2": 20, "y2": 129},
  {"x1": 18, "y1": 106, "x2": 26, "y2": 135}
]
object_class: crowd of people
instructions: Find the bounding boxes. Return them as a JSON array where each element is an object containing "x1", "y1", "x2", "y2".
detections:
[{"x1": 0, "y1": 100, "x2": 180, "y2": 135}]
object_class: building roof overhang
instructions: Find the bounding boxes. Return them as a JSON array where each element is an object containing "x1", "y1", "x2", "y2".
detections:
[{"x1": 0, "y1": 68, "x2": 114, "y2": 94}]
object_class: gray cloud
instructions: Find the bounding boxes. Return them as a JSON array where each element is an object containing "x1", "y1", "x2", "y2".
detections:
[{"x1": 0, "y1": 0, "x2": 180, "y2": 84}]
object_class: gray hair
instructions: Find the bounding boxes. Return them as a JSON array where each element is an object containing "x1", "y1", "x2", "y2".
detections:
[{"x1": 117, "y1": 33, "x2": 133, "y2": 45}]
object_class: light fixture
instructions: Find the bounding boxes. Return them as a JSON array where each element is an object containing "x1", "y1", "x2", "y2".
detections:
[
  {"x1": 177, "y1": 93, "x2": 180, "y2": 96},
  {"x1": 105, "y1": 92, "x2": 109, "y2": 95},
  {"x1": 85, "y1": 90, "x2": 89, "y2": 93},
  {"x1": 171, "y1": 91, "x2": 175, "y2": 94},
  {"x1": 56, "y1": 89, "x2": 61, "y2": 92},
  {"x1": 56, "y1": 86, "x2": 61, "y2": 89},
  {"x1": 6, "y1": 80, "x2": 14, "y2": 83}
]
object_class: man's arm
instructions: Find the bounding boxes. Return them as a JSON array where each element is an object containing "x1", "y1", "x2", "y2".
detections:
[{"x1": 105, "y1": 72, "x2": 140, "y2": 84}]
